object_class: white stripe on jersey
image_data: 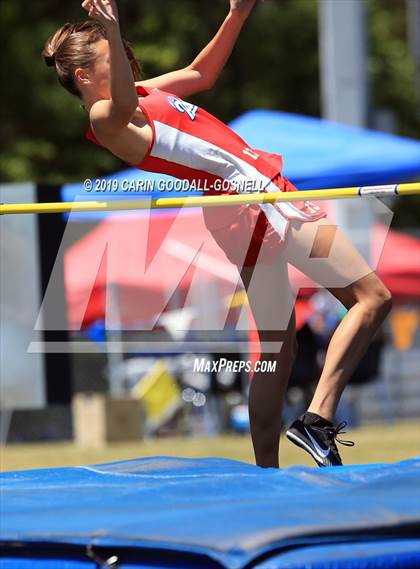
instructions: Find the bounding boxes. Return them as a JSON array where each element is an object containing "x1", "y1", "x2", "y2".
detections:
[
  {"x1": 259, "y1": 203, "x2": 289, "y2": 240},
  {"x1": 151, "y1": 120, "x2": 316, "y2": 236}
]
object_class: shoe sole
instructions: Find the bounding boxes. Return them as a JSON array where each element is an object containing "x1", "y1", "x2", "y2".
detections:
[{"x1": 286, "y1": 429, "x2": 326, "y2": 467}]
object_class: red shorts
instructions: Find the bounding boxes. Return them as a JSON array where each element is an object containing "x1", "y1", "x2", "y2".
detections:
[{"x1": 202, "y1": 175, "x2": 326, "y2": 267}]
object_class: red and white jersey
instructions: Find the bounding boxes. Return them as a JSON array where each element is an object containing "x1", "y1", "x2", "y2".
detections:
[{"x1": 86, "y1": 85, "x2": 325, "y2": 234}]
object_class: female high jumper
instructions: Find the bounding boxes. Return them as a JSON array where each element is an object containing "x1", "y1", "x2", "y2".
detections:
[{"x1": 43, "y1": 0, "x2": 392, "y2": 468}]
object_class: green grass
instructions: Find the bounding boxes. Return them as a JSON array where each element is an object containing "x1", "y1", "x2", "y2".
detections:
[{"x1": 1, "y1": 421, "x2": 419, "y2": 472}]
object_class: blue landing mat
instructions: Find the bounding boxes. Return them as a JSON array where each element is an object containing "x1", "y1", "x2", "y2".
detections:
[{"x1": 1, "y1": 457, "x2": 419, "y2": 568}]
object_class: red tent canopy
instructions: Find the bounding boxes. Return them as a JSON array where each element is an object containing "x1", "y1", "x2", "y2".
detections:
[
  {"x1": 65, "y1": 210, "x2": 420, "y2": 330},
  {"x1": 372, "y1": 223, "x2": 420, "y2": 299},
  {"x1": 65, "y1": 210, "x2": 239, "y2": 329}
]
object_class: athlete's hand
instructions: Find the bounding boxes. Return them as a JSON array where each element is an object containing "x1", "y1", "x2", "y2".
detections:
[
  {"x1": 229, "y1": 0, "x2": 263, "y2": 18},
  {"x1": 82, "y1": 0, "x2": 120, "y2": 29}
]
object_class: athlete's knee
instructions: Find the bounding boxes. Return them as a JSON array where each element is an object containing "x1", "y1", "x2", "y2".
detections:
[
  {"x1": 363, "y1": 278, "x2": 392, "y2": 309},
  {"x1": 338, "y1": 273, "x2": 392, "y2": 315},
  {"x1": 358, "y1": 280, "x2": 392, "y2": 323},
  {"x1": 369, "y1": 283, "x2": 392, "y2": 318}
]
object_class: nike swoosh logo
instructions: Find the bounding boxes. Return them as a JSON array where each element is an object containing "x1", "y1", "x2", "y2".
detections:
[{"x1": 304, "y1": 427, "x2": 331, "y2": 458}]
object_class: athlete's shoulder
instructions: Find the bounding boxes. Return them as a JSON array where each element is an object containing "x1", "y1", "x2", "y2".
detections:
[
  {"x1": 84, "y1": 100, "x2": 115, "y2": 144},
  {"x1": 86, "y1": 99, "x2": 121, "y2": 144},
  {"x1": 89, "y1": 99, "x2": 113, "y2": 122},
  {"x1": 85, "y1": 104, "x2": 107, "y2": 145}
]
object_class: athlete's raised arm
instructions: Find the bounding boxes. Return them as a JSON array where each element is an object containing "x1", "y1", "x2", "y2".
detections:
[
  {"x1": 81, "y1": 0, "x2": 138, "y2": 133},
  {"x1": 138, "y1": 0, "x2": 262, "y2": 98}
]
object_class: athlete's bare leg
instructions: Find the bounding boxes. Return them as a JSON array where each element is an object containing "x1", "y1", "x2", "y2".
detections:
[
  {"x1": 239, "y1": 262, "x2": 297, "y2": 468},
  {"x1": 307, "y1": 273, "x2": 392, "y2": 421},
  {"x1": 239, "y1": 216, "x2": 391, "y2": 468},
  {"x1": 284, "y1": 218, "x2": 392, "y2": 423}
]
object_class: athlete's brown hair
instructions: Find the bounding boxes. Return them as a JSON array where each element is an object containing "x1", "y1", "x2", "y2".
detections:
[{"x1": 42, "y1": 21, "x2": 142, "y2": 98}]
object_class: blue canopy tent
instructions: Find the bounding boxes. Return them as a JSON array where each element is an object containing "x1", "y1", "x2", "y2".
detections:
[
  {"x1": 61, "y1": 111, "x2": 420, "y2": 221},
  {"x1": 229, "y1": 110, "x2": 420, "y2": 189}
]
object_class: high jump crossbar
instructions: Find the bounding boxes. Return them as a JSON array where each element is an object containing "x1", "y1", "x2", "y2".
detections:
[{"x1": 0, "y1": 182, "x2": 419, "y2": 215}]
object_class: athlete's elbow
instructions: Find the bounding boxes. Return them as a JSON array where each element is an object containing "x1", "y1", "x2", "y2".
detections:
[{"x1": 201, "y1": 74, "x2": 217, "y2": 92}]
